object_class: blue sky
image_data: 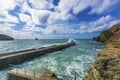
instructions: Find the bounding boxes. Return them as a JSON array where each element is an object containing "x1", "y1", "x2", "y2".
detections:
[{"x1": 0, "y1": 0, "x2": 120, "y2": 39}]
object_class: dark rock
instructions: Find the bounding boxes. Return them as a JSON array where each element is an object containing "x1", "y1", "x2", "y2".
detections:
[
  {"x1": 35, "y1": 38, "x2": 38, "y2": 40},
  {"x1": 93, "y1": 36, "x2": 100, "y2": 42},
  {"x1": 0, "y1": 34, "x2": 14, "y2": 40}
]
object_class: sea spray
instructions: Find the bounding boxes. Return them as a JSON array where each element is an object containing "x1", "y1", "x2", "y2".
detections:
[{"x1": 68, "y1": 38, "x2": 79, "y2": 45}]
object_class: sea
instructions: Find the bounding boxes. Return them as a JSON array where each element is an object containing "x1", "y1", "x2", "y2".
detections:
[{"x1": 0, "y1": 39, "x2": 103, "y2": 80}]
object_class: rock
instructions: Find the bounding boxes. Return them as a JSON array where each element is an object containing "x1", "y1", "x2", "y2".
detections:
[
  {"x1": 0, "y1": 34, "x2": 14, "y2": 40},
  {"x1": 93, "y1": 36, "x2": 100, "y2": 42},
  {"x1": 93, "y1": 23, "x2": 120, "y2": 43},
  {"x1": 35, "y1": 38, "x2": 38, "y2": 40},
  {"x1": 83, "y1": 23, "x2": 120, "y2": 80}
]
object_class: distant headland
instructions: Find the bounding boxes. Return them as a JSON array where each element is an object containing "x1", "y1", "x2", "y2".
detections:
[{"x1": 0, "y1": 34, "x2": 14, "y2": 40}]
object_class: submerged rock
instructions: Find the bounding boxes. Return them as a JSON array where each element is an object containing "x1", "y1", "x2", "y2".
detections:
[
  {"x1": 0, "y1": 34, "x2": 14, "y2": 40},
  {"x1": 83, "y1": 23, "x2": 120, "y2": 80}
]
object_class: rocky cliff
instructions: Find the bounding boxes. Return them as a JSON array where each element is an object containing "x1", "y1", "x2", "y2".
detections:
[
  {"x1": 0, "y1": 34, "x2": 14, "y2": 40},
  {"x1": 83, "y1": 23, "x2": 120, "y2": 80},
  {"x1": 93, "y1": 23, "x2": 120, "y2": 43}
]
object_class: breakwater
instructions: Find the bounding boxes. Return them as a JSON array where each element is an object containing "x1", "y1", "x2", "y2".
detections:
[{"x1": 0, "y1": 41, "x2": 75, "y2": 70}]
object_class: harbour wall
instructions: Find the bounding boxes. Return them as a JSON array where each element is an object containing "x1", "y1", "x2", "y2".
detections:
[{"x1": 0, "y1": 41, "x2": 75, "y2": 70}]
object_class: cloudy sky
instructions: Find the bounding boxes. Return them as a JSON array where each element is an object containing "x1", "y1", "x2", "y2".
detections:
[{"x1": 0, "y1": 0, "x2": 120, "y2": 39}]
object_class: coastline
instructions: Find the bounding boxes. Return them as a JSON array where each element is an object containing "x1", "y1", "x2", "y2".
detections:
[{"x1": 83, "y1": 23, "x2": 120, "y2": 80}]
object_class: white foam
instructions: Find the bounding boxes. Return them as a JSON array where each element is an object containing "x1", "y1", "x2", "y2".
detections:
[
  {"x1": 96, "y1": 49, "x2": 102, "y2": 52},
  {"x1": 68, "y1": 38, "x2": 80, "y2": 45}
]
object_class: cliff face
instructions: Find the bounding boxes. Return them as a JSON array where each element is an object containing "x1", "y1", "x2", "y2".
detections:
[
  {"x1": 93, "y1": 23, "x2": 120, "y2": 43},
  {"x1": 83, "y1": 23, "x2": 120, "y2": 80},
  {"x1": 0, "y1": 34, "x2": 14, "y2": 40}
]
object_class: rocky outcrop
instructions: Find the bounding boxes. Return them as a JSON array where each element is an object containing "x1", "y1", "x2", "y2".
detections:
[
  {"x1": 83, "y1": 23, "x2": 120, "y2": 80},
  {"x1": 0, "y1": 34, "x2": 14, "y2": 40},
  {"x1": 93, "y1": 23, "x2": 120, "y2": 43}
]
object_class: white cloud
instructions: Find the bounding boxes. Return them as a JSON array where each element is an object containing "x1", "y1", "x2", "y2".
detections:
[
  {"x1": 19, "y1": 0, "x2": 120, "y2": 26},
  {"x1": 21, "y1": 1, "x2": 51, "y2": 25},
  {"x1": 47, "y1": 12, "x2": 73, "y2": 24},
  {"x1": 0, "y1": 24, "x2": 39, "y2": 39},
  {"x1": 1, "y1": 14, "x2": 119, "y2": 39},
  {"x1": 19, "y1": 13, "x2": 31, "y2": 22},
  {"x1": 9, "y1": 31, "x2": 38, "y2": 39},
  {"x1": 57, "y1": 0, "x2": 91, "y2": 14},
  {"x1": 21, "y1": 0, "x2": 31, "y2": 13},
  {"x1": 0, "y1": 11, "x2": 19, "y2": 38},
  {"x1": 23, "y1": 25, "x2": 44, "y2": 32},
  {"x1": 29, "y1": 0, "x2": 54, "y2": 10},
  {"x1": 30, "y1": 10, "x2": 50, "y2": 24},
  {"x1": 42, "y1": 15, "x2": 120, "y2": 35},
  {"x1": 90, "y1": 0, "x2": 119, "y2": 14},
  {"x1": 0, "y1": 0, "x2": 19, "y2": 36},
  {"x1": 88, "y1": 15, "x2": 112, "y2": 28},
  {"x1": 0, "y1": 0, "x2": 18, "y2": 24},
  {"x1": 57, "y1": 0, "x2": 120, "y2": 14},
  {"x1": 79, "y1": 15, "x2": 120, "y2": 33},
  {"x1": 73, "y1": 0, "x2": 91, "y2": 14},
  {"x1": 0, "y1": 0, "x2": 16, "y2": 10},
  {"x1": 0, "y1": 0, "x2": 120, "y2": 39},
  {"x1": 42, "y1": 24, "x2": 79, "y2": 35}
]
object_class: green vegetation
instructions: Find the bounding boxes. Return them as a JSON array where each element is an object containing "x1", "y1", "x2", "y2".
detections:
[{"x1": 0, "y1": 34, "x2": 14, "y2": 40}]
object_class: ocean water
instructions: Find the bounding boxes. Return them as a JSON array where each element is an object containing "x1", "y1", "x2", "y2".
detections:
[{"x1": 0, "y1": 39, "x2": 103, "y2": 80}]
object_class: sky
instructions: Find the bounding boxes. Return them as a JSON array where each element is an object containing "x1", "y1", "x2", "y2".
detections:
[{"x1": 0, "y1": 0, "x2": 120, "y2": 39}]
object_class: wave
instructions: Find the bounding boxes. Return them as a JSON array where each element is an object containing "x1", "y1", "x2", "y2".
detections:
[
  {"x1": 68, "y1": 38, "x2": 80, "y2": 45},
  {"x1": 95, "y1": 49, "x2": 102, "y2": 52}
]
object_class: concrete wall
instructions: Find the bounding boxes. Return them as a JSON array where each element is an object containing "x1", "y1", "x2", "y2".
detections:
[
  {"x1": 8, "y1": 68, "x2": 61, "y2": 80},
  {"x1": 0, "y1": 42, "x2": 75, "y2": 70}
]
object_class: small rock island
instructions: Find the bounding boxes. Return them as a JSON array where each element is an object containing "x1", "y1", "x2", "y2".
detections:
[
  {"x1": 35, "y1": 38, "x2": 38, "y2": 40},
  {"x1": 0, "y1": 34, "x2": 14, "y2": 40}
]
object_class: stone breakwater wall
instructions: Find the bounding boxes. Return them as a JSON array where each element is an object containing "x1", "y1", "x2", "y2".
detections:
[{"x1": 0, "y1": 42, "x2": 75, "y2": 70}]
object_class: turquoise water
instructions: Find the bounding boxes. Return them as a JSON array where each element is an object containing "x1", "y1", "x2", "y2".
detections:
[
  {"x1": 0, "y1": 39, "x2": 103, "y2": 80},
  {"x1": 0, "y1": 39, "x2": 66, "y2": 54}
]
